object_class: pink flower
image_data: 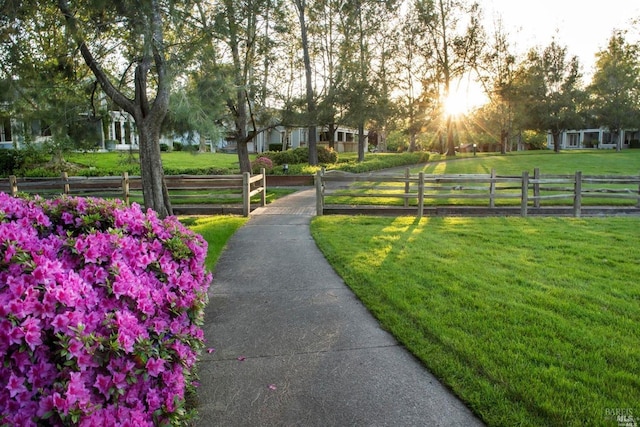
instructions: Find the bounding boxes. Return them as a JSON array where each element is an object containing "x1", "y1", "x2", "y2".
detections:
[
  {"x1": 1, "y1": 194, "x2": 212, "y2": 425},
  {"x1": 145, "y1": 358, "x2": 166, "y2": 377},
  {"x1": 7, "y1": 372, "x2": 28, "y2": 398},
  {"x1": 21, "y1": 317, "x2": 42, "y2": 351},
  {"x1": 94, "y1": 374, "x2": 112, "y2": 399}
]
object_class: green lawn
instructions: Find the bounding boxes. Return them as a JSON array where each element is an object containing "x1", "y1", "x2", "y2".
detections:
[
  {"x1": 66, "y1": 151, "x2": 243, "y2": 175},
  {"x1": 185, "y1": 151, "x2": 640, "y2": 425},
  {"x1": 420, "y1": 149, "x2": 640, "y2": 175},
  {"x1": 310, "y1": 215, "x2": 640, "y2": 426},
  {"x1": 182, "y1": 215, "x2": 248, "y2": 270},
  {"x1": 326, "y1": 150, "x2": 640, "y2": 207}
]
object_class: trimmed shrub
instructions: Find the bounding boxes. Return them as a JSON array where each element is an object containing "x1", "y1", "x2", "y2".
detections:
[
  {"x1": 317, "y1": 147, "x2": 337, "y2": 164},
  {"x1": 263, "y1": 146, "x2": 338, "y2": 166},
  {"x1": 268, "y1": 144, "x2": 282, "y2": 152},
  {"x1": 0, "y1": 194, "x2": 212, "y2": 426},
  {"x1": 0, "y1": 150, "x2": 23, "y2": 177},
  {"x1": 251, "y1": 156, "x2": 273, "y2": 174}
]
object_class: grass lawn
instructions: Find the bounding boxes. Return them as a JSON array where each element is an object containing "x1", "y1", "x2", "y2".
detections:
[
  {"x1": 310, "y1": 215, "x2": 640, "y2": 426},
  {"x1": 182, "y1": 151, "x2": 639, "y2": 425},
  {"x1": 66, "y1": 151, "x2": 243, "y2": 175},
  {"x1": 326, "y1": 150, "x2": 640, "y2": 207},
  {"x1": 420, "y1": 149, "x2": 640, "y2": 175},
  {"x1": 181, "y1": 215, "x2": 248, "y2": 270}
]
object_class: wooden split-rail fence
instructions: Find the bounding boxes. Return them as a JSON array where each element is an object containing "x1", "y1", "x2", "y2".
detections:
[
  {"x1": 315, "y1": 168, "x2": 640, "y2": 218},
  {"x1": 2, "y1": 169, "x2": 267, "y2": 217}
]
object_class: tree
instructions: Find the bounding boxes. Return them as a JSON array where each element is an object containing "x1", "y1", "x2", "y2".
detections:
[
  {"x1": 203, "y1": 0, "x2": 284, "y2": 173},
  {"x1": 313, "y1": 0, "x2": 346, "y2": 151},
  {"x1": 0, "y1": 3, "x2": 102, "y2": 160},
  {"x1": 392, "y1": 10, "x2": 429, "y2": 152},
  {"x1": 513, "y1": 40, "x2": 585, "y2": 153},
  {"x1": 588, "y1": 31, "x2": 640, "y2": 151},
  {"x1": 335, "y1": 0, "x2": 398, "y2": 162},
  {"x1": 165, "y1": 67, "x2": 232, "y2": 152},
  {"x1": 478, "y1": 19, "x2": 517, "y2": 154},
  {"x1": 414, "y1": 0, "x2": 485, "y2": 156},
  {"x1": 292, "y1": 0, "x2": 318, "y2": 165},
  {"x1": 55, "y1": 0, "x2": 197, "y2": 217}
]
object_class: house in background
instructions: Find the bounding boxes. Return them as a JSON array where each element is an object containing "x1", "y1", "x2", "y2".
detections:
[
  {"x1": 547, "y1": 128, "x2": 640, "y2": 150},
  {"x1": 1, "y1": 100, "x2": 367, "y2": 155},
  {"x1": 251, "y1": 125, "x2": 365, "y2": 153}
]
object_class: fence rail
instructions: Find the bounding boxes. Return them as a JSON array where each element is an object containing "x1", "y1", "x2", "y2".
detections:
[
  {"x1": 315, "y1": 168, "x2": 640, "y2": 218},
  {"x1": 2, "y1": 169, "x2": 267, "y2": 217}
]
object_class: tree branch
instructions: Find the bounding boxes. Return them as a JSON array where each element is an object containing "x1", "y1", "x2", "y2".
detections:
[{"x1": 58, "y1": 0, "x2": 136, "y2": 116}]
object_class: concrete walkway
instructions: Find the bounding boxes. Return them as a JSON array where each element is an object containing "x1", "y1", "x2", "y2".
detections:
[{"x1": 195, "y1": 188, "x2": 484, "y2": 426}]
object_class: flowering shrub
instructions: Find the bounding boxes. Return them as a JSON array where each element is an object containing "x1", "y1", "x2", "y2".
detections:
[
  {"x1": 250, "y1": 156, "x2": 273, "y2": 174},
  {"x1": 0, "y1": 193, "x2": 212, "y2": 426}
]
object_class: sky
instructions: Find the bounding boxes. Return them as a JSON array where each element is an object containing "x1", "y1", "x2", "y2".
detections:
[
  {"x1": 453, "y1": 0, "x2": 640, "y2": 110},
  {"x1": 482, "y1": 0, "x2": 640, "y2": 74}
]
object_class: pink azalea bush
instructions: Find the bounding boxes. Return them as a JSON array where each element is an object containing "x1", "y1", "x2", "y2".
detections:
[{"x1": 0, "y1": 193, "x2": 212, "y2": 426}]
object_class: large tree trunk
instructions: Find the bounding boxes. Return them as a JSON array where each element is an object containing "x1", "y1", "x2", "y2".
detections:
[
  {"x1": 552, "y1": 131, "x2": 561, "y2": 153},
  {"x1": 357, "y1": 122, "x2": 366, "y2": 162},
  {"x1": 409, "y1": 132, "x2": 417, "y2": 152},
  {"x1": 328, "y1": 123, "x2": 336, "y2": 150},
  {"x1": 237, "y1": 139, "x2": 251, "y2": 173},
  {"x1": 294, "y1": 0, "x2": 318, "y2": 165},
  {"x1": 445, "y1": 116, "x2": 456, "y2": 156},
  {"x1": 137, "y1": 120, "x2": 172, "y2": 217},
  {"x1": 58, "y1": 0, "x2": 173, "y2": 217},
  {"x1": 500, "y1": 129, "x2": 508, "y2": 154},
  {"x1": 234, "y1": 89, "x2": 252, "y2": 173}
]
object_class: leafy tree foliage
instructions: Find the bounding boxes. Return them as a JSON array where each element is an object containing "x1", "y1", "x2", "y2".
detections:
[
  {"x1": 56, "y1": 0, "x2": 203, "y2": 217},
  {"x1": 413, "y1": 0, "x2": 485, "y2": 156},
  {"x1": 512, "y1": 40, "x2": 585, "y2": 153},
  {"x1": 0, "y1": 2, "x2": 102, "y2": 159},
  {"x1": 588, "y1": 31, "x2": 640, "y2": 151}
]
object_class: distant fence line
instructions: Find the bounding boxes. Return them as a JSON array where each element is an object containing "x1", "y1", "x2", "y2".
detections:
[
  {"x1": 315, "y1": 168, "x2": 640, "y2": 218},
  {"x1": 3, "y1": 170, "x2": 267, "y2": 217}
]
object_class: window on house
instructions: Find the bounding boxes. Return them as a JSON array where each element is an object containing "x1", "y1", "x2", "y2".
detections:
[
  {"x1": 114, "y1": 121, "x2": 122, "y2": 142},
  {"x1": 337, "y1": 131, "x2": 344, "y2": 142},
  {"x1": 567, "y1": 133, "x2": 579, "y2": 147},
  {"x1": 0, "y1": 118, "x2": 10, "y2": 142}
]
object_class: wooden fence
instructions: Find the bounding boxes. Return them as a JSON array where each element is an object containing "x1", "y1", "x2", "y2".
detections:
[
  {"x1": 2, "y1": 169, "x2": 267, "y2": 217},
  {"x1": 315, "y1": 168, "x2": 640, "y2": 218}
]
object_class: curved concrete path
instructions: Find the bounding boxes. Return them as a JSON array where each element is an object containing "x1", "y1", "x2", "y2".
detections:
[{"x1": 195, "y1": 188, "x2": 484, "y2": 426}]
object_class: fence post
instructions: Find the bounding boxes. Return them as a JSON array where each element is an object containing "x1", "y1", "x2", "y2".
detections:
[
  {"x1": 417, "y1": 172, "x2": 424, "y2": 219},
  {"x1": 489, "y1": 168, "x2": 496, "y2": 208},
  {"x1": 521, "y1": 171, "x2": 529, "y2": 217},
  {"x1": 574, "y1": 171, "x2": 582, "y2": 218},
  {"x1": 637, "y1": 171, "x2": 640, "y2": 208},
  {"x1": 242, "y1": 171, "x2": 250, "y2": 217},
  {"x1": 315, "y1": 168, "x2": 324, "y2": 216},
  {"x1": 121, "y1": 172, "x2": 130, "y2": 204},
  {"x1": 533, "y1": 168, "x2": 540, "y2": 208},
  {"x1": 9, "y1": 175, "x2": 18, "y2": 197},
  {"x1": 62, "y1": 172, "x2": 70, "y2": 195},
  {"x1": 260, "y1": 168, "x2": 267, "y2": 207},
  {"x1": 404, "y1": 167, "x2": 410, "y2": 208}
]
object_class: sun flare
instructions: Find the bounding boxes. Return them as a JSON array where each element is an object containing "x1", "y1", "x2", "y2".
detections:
[
  {"x1": 443, "y1": 91, "x2": 471, "y2": 117},
  {"x1": 442, "y1": 83, "x2": 488, "y2": 117}
]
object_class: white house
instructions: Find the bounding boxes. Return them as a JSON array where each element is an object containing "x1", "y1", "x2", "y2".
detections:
[
  {"x1": 547, "y1": 128, "x2": 639, "y2": 150},
  {"x1": 253, "y1": 125, "x2": 365, "y2": 153}
]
